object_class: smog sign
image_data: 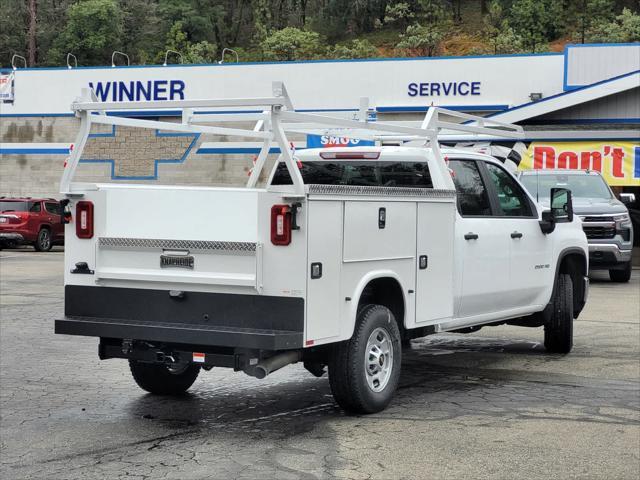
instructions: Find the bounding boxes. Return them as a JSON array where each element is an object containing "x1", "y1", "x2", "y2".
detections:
[{"x1": 306, "y1": 135, "x2": 375, "y2": 148}]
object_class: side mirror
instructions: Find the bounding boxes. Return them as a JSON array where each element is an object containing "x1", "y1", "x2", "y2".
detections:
[
  {"x1": 620, "y1": 193, "x2": 636, "y2": 205},
  {"x1": 60, "y1": 198, "x2": 72, "y2": 224},
  {"x1": 539, "y1": 210, "x2": 555, "y2": 234},
  {"x1": 539, "y1": 188, "x2": 573, "y2": 234},
  {"x1": 551, "y1": 187, "x2": 573, "y2": 222}
]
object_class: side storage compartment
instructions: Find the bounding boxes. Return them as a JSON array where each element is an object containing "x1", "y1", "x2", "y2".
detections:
[
  {"x1": 414, "y1": 202, "x2": 455, "y2": 325},
  {"x1": 305, "y1": 200, "x2": 344, "y2": 344},
  {"x1": 343, "y1": 201, "x2": 416, "y2": 262}
]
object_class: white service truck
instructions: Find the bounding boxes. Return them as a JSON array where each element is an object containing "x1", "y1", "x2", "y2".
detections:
[{"x1": 56, "y1": 84, "x2": 589, "y2": 414}]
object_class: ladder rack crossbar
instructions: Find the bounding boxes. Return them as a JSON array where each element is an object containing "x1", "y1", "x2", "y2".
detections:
[
  {"x1": 72, "y1": 97, "x2": 287, "y2": 112},
  {"x1": 90, "y1": 114, "x2": 273, "y2": 140}
]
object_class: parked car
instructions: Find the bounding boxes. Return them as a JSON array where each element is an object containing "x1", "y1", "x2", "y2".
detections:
[
  {"x1": 518, "y1": 170, "x2": 634, "y2": 282},
  {"x1": 0, "y1": 197, "x2": 64, "y2": 251}
]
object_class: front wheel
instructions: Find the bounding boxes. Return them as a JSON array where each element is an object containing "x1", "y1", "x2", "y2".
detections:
[
  {"x1": 328, "y1": 305, "x2": 401, "y2": 414},
  {"x1": 544, "y1": 273, "x2": 574, "y2": 354},
  {"x1": 609, "y1": 262, "x2": 632, "y2": 283},
  {"x1": 129, "y1": 360, "x2": 200, "y2": 395},
  {"x1": 34, "y1": 228, "x2": 52, "y2": 252}
]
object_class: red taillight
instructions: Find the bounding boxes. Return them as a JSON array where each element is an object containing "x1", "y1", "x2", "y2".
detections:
[
  {"x1": 271, "y1": 204, "x2": 292, "y2": 246},
  {"x1": 319, "y1": 151, "x2": 380, "y2": 160},
  {"x1": 76, "y1": 201, "x2": 94, "y2": 239}
]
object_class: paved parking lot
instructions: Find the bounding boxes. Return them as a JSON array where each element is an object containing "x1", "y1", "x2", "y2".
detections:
[{"x1": 1, "y1": 250, "x2": 639, "y2": 480}]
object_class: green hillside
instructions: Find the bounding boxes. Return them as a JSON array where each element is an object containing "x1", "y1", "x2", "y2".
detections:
[{"x1": 1, "y1": 0, "x2": 638, "y2": 68}]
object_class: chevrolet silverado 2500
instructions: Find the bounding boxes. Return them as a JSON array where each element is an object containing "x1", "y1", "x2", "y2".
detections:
[{"x1": 55, "y1": 84, "x2": 588, "y2": 413}]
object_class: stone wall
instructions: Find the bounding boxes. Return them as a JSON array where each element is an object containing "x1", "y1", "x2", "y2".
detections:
[{"x1": 0, "y1": 115, "x2": 282, "y2": 198}]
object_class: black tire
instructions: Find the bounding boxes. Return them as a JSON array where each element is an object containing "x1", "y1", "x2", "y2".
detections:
[
  {"x1": 34, "y1": 228, "x2": 52, "y2": 252},
  {"x1": 609, "y1": 262, "x2": 632, "y2": 283},
  {"x1": 129, "y1": 360, "x2": 200, "y2": 395},
  {"x1": 544, "y1": 273, "x2": 574, "y2": 354},
  {"x1": 328, "y1": 305, "x2": 401, "y2": 414}
]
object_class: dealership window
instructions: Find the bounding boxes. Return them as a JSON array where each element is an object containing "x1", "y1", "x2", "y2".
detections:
[{"x1": 448, "y1": 160, "x2": 492, "y2": 216}]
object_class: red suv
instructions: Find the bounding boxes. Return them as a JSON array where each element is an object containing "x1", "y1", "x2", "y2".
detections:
[{"x1": 0, "y1": 198, "x2": 64, "y2": 251}]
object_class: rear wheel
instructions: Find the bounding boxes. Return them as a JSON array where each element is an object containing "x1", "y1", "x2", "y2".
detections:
[
  {"x1": 328, "y1": 304, "x2": 401, "y2": 414},
  {"x1": 544, "y1": 273, "x2": 574, "y2": 354},
  {"x1": 34, "y1": 228, "x2": 52, "y2": 252},
  {"x1": 609, "y1": 262, "x2": 632, "y2": 283},
  {"x1": 129, "y1": 360, "x2": 200, "y2": 395}
]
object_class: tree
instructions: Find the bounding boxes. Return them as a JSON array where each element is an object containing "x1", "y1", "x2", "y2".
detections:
[
  {"x1": 510, "y1": 0, "x2": 562, "y2": 53},
  {"x1": 586, "y1": 7, "x2": 640, "y2": 42},
  {"x1": 384, "y1": 2, "x2": 415, "y2": 30},
  {"x1": 27, "y1": 0, "x2": 37, "y2": 66},
  {"x1": 395, "y1": 0, "x2": 450, "y2": 57},
  {"x1": 396, "y1": 24, "x2": 446, "y2": 57},
  {"x1": 573, "y1": 0, "x2": 616, "y2": 43},
  {"x1": 163, "y1": 21, "x2": 217, "y2": 64},
  {"x1": 261, "y1": 27, "x2": 325, "y2": 61},
  {"x1": 0, "y1": 0, "x2": 27, "y2": 67},
  {"x1": 121, "y1": 0, "x2": 163, "y2": 64},
  {"x1": 484, "y1": 0, "x2": 525, "y2": 54},
  {"x1": 50, "y1": 0, "x2": 124, "y2": 66},
  {"x1": 331, "y1": 39, "x2": 379, "y2": 59}
]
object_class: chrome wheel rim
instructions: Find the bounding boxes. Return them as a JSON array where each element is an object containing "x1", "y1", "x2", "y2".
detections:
[
  {"x1": 365, "y1": 327, "x2": 393, "y2": 392},
  {"x1": 39, "y1": 230, "x2": 50, "y2": 250}
]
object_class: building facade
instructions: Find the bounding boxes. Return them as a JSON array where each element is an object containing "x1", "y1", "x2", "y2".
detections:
[{"x1": 1, "y1": 43, "x2": 638, "y2": 200}]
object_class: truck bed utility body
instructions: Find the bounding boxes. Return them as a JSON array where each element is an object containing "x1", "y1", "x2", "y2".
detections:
[{"x1": 55, "y1": 83, "x2": 589, "y2": 413}]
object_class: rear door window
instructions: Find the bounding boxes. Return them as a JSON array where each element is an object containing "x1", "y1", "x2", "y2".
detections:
[
  {"x1": 448, "y1": 160, "x2": 492, "y2": 216},
  {"x1": 45, "y1": 202, "x2": 61, "y2": 215},
  {"x1": 271, "y1": 161, "x2": 433, "y2": 188},
  {"x1": 29, "y1": 202, "x2": 41, "y2": 213}
]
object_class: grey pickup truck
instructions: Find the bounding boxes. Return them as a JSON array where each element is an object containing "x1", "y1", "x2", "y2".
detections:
[{"x1": 519, "y1": 169, "x2": 635, "y2": 282}]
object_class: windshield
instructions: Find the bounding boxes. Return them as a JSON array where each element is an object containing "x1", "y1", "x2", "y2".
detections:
[
  {"x1": 520, "y1": 173, "x2": 612, "y2": 201},
  {"x1": 271, "y1": 161, "x2": 433, "y2": 188},
  {"x1": 0, "y1": 201, "x2": 29, "y2": 212}
]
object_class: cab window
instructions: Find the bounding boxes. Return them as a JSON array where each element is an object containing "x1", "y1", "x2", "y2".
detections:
[
  {"x1": 271, "y1": 161, "x2": 433, "y2": 188},
  {"x1": 448, "y1": 160, "x2": 492, "y2": 216},
  {"x1": 485, "y1": 163, "x2": 534, "y2": 217}
]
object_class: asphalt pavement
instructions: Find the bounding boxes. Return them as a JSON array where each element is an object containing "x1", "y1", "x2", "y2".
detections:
[{"x1": 1, "y1": 249, "x2": 638, "y2": 480}]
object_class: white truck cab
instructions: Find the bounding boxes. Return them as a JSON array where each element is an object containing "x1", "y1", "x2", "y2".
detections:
[{"x1": 55, "y1": 84, "x2": 589, "y2": 413}]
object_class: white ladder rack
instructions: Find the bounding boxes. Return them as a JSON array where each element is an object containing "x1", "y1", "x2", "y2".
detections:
[{"x1": 61, "y1": 81, "x2": 523, "y2": 196}]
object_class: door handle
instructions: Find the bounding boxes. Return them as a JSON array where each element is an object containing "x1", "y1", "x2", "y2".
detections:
[
  {"x1": 464, "y1": 233, "x2": 479, "y2": 240},
  {"x1": 510, "y1": 231, "x2": 523, "y2": 239}
]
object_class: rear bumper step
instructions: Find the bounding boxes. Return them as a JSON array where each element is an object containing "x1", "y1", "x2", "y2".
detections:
[
  {"x1": 58, "y1": 285, "x2": 304, "y2": 350},
  {"x1": 56, "y1": 316, "x2": 303, "y2": 350}
]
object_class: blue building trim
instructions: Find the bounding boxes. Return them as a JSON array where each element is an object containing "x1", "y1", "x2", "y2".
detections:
[
  {"x1": 78, "y1": 127, "x2": 200, "y2": 180},
  {"x1": 0, "y1": 50, "x2": 564, "y2": 74},
  {"x1": 524, "y1": 118, "x2": 640, "y2": 125},
  {"x1": 88, "y1": 125, "x2": 117, "y2": 137},
  {"x1": 377, "y1": 104, "x2": 509, "y2": 113},
  {"x1": 0, "y1": 107, "x2": 360, "y2": 118},
  {"x1": 482, "y1": 69, "x2": 640, "y2": 122},
  {"x1": 0, "y1": 147, "x2": 70, "y2": 154},
  {"x1": 196, "y1": 147, "x2": 282, "y2": 155}
]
